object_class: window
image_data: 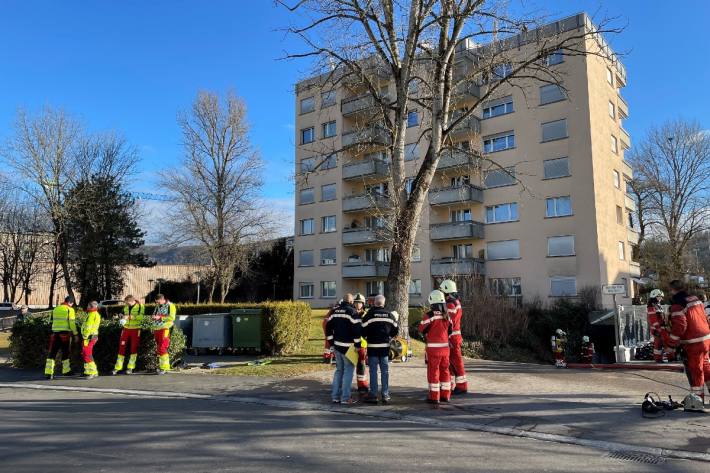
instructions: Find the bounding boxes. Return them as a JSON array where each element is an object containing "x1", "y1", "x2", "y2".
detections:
[
  {"x1": 299, "y1": 188, "x2": 314, "y2": 205},
  {"x1": 320, "y1": 248, "x2": 336, "y2": 266},
  {"x1": 543, "y1": 157, "x2": 570, "y2": 179},
  {"x1": 321, "y1": 183, "x2": 336, "y2": 201},
  {"x1": 606, "y1": 68, "x2": 614, "y2": 86},
  {"x1": 486, "y1": 203, "x2": 518, "y2": 223},
  {"x1": 322, "y1": 121, "x2": 337, "y2": 138},
  {"x1": 618, "y1": 241, "x2": 625, "y2": 260},
  {"x1": 545, "y1": 50, "x2": 564, "y2": 66},
  {"x1": 483, "y1": 133, "x2": 515, "y2": 153},
  {"x1": 365, "y1": 216, "x2": 385, "y2": 229},
  {"x1": 550, "y1": 277, "x2": 576, "y2": 297},
  {"x1": 613, "y1": 170, "x2": 620, "y2": 188},
  {"x1": 493, "y1": 63, "x2": 512, "y2": 80},
  {"x1": 299, "y1": 250, "x2": 314, "y2": 267},
  {"x1": 301, "y1": 127, "x2": 314, "y2": 144},
  {"x1": 321, "y1": 90, "x2": 336, "y2": 108},
  {"x1": 321, "y1": 281, "x2": 336, "y2": 298},
  {"x1": 487, "y1": 240, "x2": 520, "y2": 260},
  {"x1": 408, "y1": 80, "x2": 419, "y2": 94},
  {"x1": 322, "y1": 153, "x2": 337, "y2": 170},
  {"x1": 299, "y1": 282, "x2": 314, "y2": 299},
  {"x1": 450, "y1": 175, "x2": 470, "y2": 187},
  {"x1": 405, "y1": 177, "x2": 415, "y2": 195},
  {"x1": 450, "y1": 209, "x2": 472, "y2": 222},
  {"x1": 404, "y1": 143, "x2": 418, "y2": 161},
  {"x1": 365, "y1": 248, "x2": 390, "y2": 262},
  {"x1": 628, "y1": 211, "x2": 636, "y2": 230},
  {"x1": 300, "y1": 157, "x2": 315, "y2": 174},
  {"x1": 366, "y1": 281, "x2": 385, "y2": 297},
  {"x1": 541, "y1": 119, "x2": 568, "y2": 142},
  {"x1": 365, "y1": 182, "x2": 388, "y2": 196},
  {"x1": 453, "y1": 244, "x2": 473, "y2": 259},
  {"x1": 616, "y1": 205, "x2": 623, "y2": 225},
  {"x1": 548, "y1": 235, "x2": 575, "y2": 257},
  {"x1": 546, "y1": 196, "x2": 572, "y2": 217},
  {"x1": 299, "y1": 218, "x2": 314, "y2": 235},
  {"x1": 482, "y1": 97, "x2": 514, "y2": 118},
  {"x1": 322, "y1": 215, "x2": 336, "y2": 233},
  {"x1": 608, "y1": 101, "x2": 616, "y2": 119},
  {"x1": 408, "y1": 279, "x2": 422, "y2": 295},
  {"x1": 300, "y1": 97, "x2": 315, "y2": 114},
  {"x1": 411, "y1": 245, "x2": 421, "y2": 262},
  {"x1": 539, "y1": 84, "x2": 566, "y2": 105},
  {"x1": 407, "y1": 111, "x2": 419, "y2": 127},
  {"x1": 484, "y1": 167, "x2": 516, "y2": 188},
  {"x1": 490, "y1": 278, "x2": 522, "y2": 298},
  {"x1": 611, "y1": 135, "x2": 618, "y2": 154}
]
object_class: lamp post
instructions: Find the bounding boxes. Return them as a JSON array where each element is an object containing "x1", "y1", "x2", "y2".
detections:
[
  {"x1": 195, "y1": 272, "x2": 202, "y2": 303},
  {"x1": 156, "y1": 278, "x2": 166, "y2": 294}
]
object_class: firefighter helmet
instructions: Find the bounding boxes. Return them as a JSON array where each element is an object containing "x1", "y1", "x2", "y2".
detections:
[
  {"x1": 428, "y1": 290, "x2": 446, "y2": 305},
  {"x1": 391, "y1": 310, "x2": 400, "y2": 322},
  {"x1": 649, "y1": 289, "x2": 664, "y2": 299},
  {"x1": 582, "y1": 335, "x2": 590, "y2": 343},
  {"x1": 682, "y1": 393, "x2": 705, "y2": 412},
  {"x1": 354, "y1": 293, "x2": 366, "y2": 304},
  {"x1": 555, "y1": 329, "x2": 565, "y2": 337},
  {"x1": 439, "y1": 279, "x2": 457, "y2": 294}
]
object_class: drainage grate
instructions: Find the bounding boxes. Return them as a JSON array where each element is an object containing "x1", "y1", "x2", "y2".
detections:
[{"x1": 606, "y1": 451, "x2": 666, "y2": 465}]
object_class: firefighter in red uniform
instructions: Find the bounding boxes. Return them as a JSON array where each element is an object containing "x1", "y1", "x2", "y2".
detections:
[
  {"x1": 353, "y1": 293, "x2": 369, "y2": 394},
  {"x1": 418, "y1": 290, "x2": 452, "y2": 405},
  {"x1": 551, "y1": 329, "x2": 567, "y2": 368},
  {"x1": 647, "y1": 289, "x2": 667, "y2": 362},
  {"x1": 440, "y1": 279, "x2": 467, "y2": 394},
  {"x1": 662, "y1": 280, "x2": 710, "y2": 404},
  {"x1": 580, "y1": 335, "x2": 594, "y2": 363}
]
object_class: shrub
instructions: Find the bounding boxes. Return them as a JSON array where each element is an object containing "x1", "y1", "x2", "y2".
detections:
[{"x1": 10, "y1": 314, "x2": 186, "y2": 375}]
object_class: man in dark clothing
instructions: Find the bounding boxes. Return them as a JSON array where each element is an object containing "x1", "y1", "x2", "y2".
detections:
[
  {"x1": 325, "y1": 294, "x2": 362, "y2": 405},
  {"x1": 361, "y1": 294, "x2": 398, "y2": 404}
]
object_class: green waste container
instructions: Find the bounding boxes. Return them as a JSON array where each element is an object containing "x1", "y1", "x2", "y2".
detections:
[{"x1": 231, "y1": 309, "x2": 263, "y2": 351}]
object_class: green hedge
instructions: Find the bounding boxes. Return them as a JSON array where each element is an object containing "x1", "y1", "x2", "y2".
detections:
[
  {"x1": 10, "y1": 314, "x2": 186, "y2": 375},
  {"x1": 261, "y1": 301, "x2": 311, "y2": 355}
]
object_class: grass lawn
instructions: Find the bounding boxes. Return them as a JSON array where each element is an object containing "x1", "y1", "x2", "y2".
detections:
[{"x1": 211, "y1": 309, "x2": 425, "y2": 378}]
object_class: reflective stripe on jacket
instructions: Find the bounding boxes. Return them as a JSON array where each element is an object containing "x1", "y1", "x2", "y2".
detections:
[
  {"x1": 446, "y1": 296, "x2": 462, "y2": 333},
  {"x1": 418, "y1": 309, "x2": 451, "y2": 350},
  {"x1": 667, "y1": 292, "x2": 710, "y2": 347},
  {"x1": 123, "y1": 303, "x2": 145, "y2": 329},
  {"x1": 52, "y1": 304, "x2": 77, "y2": 334},
  {"x1": 82, "y1": 309, "x2": 101, "y2": 339},
  {"x1": 325, "y1": 303, "x2": 362, "y2": 354},
  {"x1": 152, "y1": 302, "x2": 176, "y2": 330},
  {"x1": 362, "y1": 307, "x2": 398, "y2": 357}
]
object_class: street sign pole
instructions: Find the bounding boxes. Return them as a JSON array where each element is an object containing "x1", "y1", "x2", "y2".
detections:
[{"x1": 613, "y1": 293, "x2": 620, "y2": 348}]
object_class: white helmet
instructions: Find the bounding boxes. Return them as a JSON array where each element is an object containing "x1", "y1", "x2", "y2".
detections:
[
  {"x1": 428, "y1": 290, "x2": 446, "y2": 305},
  {"x1": 391, "y1": 310, "x2": 400, "y2": 322},
  {"x1": 649, "y1": 289, "x2": 664, "y2": 299},
  {"x1": 439, "y1": 279, "x2": 457, "y2": 294},
  {"x1": 582, "y1": 336, "x2": 590, "y2": 343},
  {"x1": 683, "y1": 393, "x2": 705, "y2": 412},
  {"x1": 555, "y1": 329, "x2": 565, "y2": 336}
]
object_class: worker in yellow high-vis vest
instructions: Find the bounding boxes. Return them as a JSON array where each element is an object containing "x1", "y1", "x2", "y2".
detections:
[
  {"x1": 113, "y1": 295, "x2": 144, "y2": 375},
  {"x1": 152, "y1": 294, "x2": 176, "y2": 374},
  {"x1": 81, "y1": 301, "x2": 101, "y2": 379},
  {"x1": 44, "y1": 296, "x2": 78, "y2": 379}
]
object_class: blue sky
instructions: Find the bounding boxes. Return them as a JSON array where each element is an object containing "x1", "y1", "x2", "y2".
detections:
[{"x1": 1, "y1": 1, "x2": 709, "y2": 240}]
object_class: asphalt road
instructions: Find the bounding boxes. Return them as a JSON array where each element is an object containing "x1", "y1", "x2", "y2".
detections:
[{"x1": 0, "y1": 388, "x2": 705, "y2": 473}]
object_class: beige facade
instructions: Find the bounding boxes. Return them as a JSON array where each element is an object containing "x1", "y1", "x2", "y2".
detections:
[{"x1": 292, "y1": 13, "x2": 639, "y2": 309}]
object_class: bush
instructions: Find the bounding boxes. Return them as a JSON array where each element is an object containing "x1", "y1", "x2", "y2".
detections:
[{"x1": 10, "y1": 314, "x2": 186, "y2": 375}]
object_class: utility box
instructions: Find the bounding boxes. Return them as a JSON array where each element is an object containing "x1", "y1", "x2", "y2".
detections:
[
  {"x1": 192, "y1": 314, "x2": 232, "y2": 349},
  {"x1": 231, "y1": 309, "x2": 263, "y2": 351}
]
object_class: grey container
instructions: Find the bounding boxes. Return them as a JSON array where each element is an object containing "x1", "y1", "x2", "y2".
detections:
[
  {"x1": 174, "y1": 315, "x2": 194, "y2": 347},
  {"x1": 191, "y1": 313, "x2": 232, "y2": 349}
]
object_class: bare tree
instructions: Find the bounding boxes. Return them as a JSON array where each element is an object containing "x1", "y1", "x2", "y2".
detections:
[
  {"x1": 628, "y1": 119, "x2": 710, "y2": 277},
  {"x1": 280, "y1": 1, "x2": 621, "y2": 328},
  {"x1": 164, "y1": 91, "x2": 271, "y2": 303}
]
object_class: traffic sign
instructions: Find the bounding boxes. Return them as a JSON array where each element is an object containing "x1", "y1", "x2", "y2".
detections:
[{"x1": 602, "y1": 284, "x2": 626, "y2": 295}]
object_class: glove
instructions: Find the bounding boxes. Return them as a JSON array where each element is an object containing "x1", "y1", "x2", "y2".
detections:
[{"x1": 119, "y1": 318, "x2": 127, "y2": 326}]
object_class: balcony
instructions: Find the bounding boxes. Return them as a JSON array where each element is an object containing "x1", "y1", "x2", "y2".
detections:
[
  {"x1": 436, "y1": 150, "x2": 477, "y2": 171},
  {"x1": 341, "y1": 93, "x2": 389, "y2": 117},
  {"x1": 453, "y1": 80, "x2": 480, "y2": 101},
  {"x1": 625, "y1": 194, "x2": 637, "y2": 212},
  {"x1": 617, "y1": 94, "x2": 628, "y2": 117},
  {"x1": 429, "y1": 184, "x2": 484, "y2": 206},
  {"x1": 627, "y1": 228, "x2": 640, "y2": 245},
  {"x1": 342, "y1": 227, "x2": 387, "y2": 245},
  {"x1": 431, "y1": 258, "x2": 485, "y2": 277},
  {"x1": 620, "y1": 128, "x2": 631, "y2": 149},
  {"x1": 342, "y1": 126, "x2": 391, "y2": 148},
  {"x1": 630, "y1": 261, "x2": 641, "y2": 277},
  {"x1": 449, "y1": 114, "x2": 481, "y2": 140},
  {"x1": 342, "y1": 193, "x2": 391, "y2": 213},
  {"x1": 342, "y1": 159, "x2": 389, "y2": 181},
  {"x1": 430, "y1": 221, "x2": 484, "y2": 241},
  {"x1": 342, "y1": 261, "x2": 390, "y2": 279}
]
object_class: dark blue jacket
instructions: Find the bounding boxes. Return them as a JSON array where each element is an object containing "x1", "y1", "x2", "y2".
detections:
[
  {"x1": 362, "y1": 307, "x2": 398, "y2": 357},
  {"x1": 326, "y1": 302, "x2": 362, "y2": 354}
]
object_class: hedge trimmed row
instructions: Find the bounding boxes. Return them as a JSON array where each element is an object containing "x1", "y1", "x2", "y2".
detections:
[{"x1": 10, "y1": 314, "x2": 186, "y2": 375}]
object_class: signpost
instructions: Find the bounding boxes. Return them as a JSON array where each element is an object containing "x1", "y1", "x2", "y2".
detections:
[{"x1": 603, "y1": 284, "x2": 626, "y2": 360}]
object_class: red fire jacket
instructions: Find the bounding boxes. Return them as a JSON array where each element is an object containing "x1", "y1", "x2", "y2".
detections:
[{"x1": 666, "y1": 292, "x2": 710, "y2": 347}]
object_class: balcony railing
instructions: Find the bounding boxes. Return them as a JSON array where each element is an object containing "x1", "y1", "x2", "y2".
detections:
[
  {"x1": 448, "y1": 115, "x2": 481, "y2": 139},
  {"x1": 436, "y1": 150, "x2": 476, "y2": 171},
  {"x1": 431, "y1": 258, "x2": 485, "y2": 277},
  {"x1": 342, "y1": 261, "x2": 390, "y2": 279},
  {"x1": 453, "y1": 80, "x2": 480, "y2": 100},
  {"x1": 342, "y1": 227, "x2": 387, "y2": 245},
  {"x1": 429, "y1": 221, "x2": 485, "y2": 241},
  {"x1": 624, "y1": 194, "x2": 637, "y2": 212},
  {"x1": 630, "y1": 261, "x2": 641, "y2": 277},
  {"x1": 342, "y1": 126, "x2": 391, "y2": 148},
  {"x1": 342, "y1": 159, "x2": 390, "y2": 181},
  {"x1": 429, "y1": 184, "x2": 484, "y2": 206},
  {"x1": 627, "y1": 228, "x2": 640, "y2": 245},
  {"x1": 341, "y1": 94, "x2": 389, "y2": 117},
  {"x1": 342, "y1": 193, "x2": 391, "y2": 213},
  {"x1": 617, "y1": 93, "x2": 628, "y2": 116},
  {"x1": 620, "y1": 127, "x2": 631, "y2": 148}
]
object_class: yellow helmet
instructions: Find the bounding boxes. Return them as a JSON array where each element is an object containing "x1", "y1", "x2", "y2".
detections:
[
  {"x1": 440, "y1": 279, "x2": 457, "y2": 294},
  {"x1": 428, "y1": 290, "x2": 446, "y2": 305}
]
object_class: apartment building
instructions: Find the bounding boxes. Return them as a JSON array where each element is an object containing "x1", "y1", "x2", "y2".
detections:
[{"x1": 292, "y1": 13, "x2": 639, "y2": 309}]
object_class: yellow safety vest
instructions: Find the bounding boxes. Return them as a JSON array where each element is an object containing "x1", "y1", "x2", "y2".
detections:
[
  {"x1": 51, "y1": 304, "x2": 77, "y2": 335},
  {"x1": 82, "y1": 310, "x2": 101, "y2": 339},
  {"x1": 123, "y1": 303, "x2": 145, "y2": 329},
  {"x1": 152, "y1": 302, "x2": 176, "y2": 330}
]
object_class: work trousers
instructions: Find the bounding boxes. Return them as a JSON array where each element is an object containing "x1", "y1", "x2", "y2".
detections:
[
  {"x1": 45, "y1": 332, "x2": 73, "y2": 376},
  {"x1": 115, "y1": 328, "x2": 141, "y2": 371},
  {"x1": 153, "y1": 329, "x2": 171, "y2": 371},
  {"x1": 684, "y1": 340, "x2": 710, "y2": 400},
  {"x1": 449, "y1": 335, "x2": 468, "y2": 393},
  {"x1": 82, "y1": 337, "x2": 98, "y2": 375},
  {"x1": 426, "y1": 348, "x2": 451, "y2": 402}
]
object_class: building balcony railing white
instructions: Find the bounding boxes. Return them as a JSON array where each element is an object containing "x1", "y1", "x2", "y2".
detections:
[
  {"x1": 342, "y1": 193, "x2": 391, "y2": 213},
  {"x1": 436, "y1": 150, "x2": 477, "y2": 171},
  {"x1": 342, "y1": 159, "x2": 390, "y2": 181},
  {"x1": 620, "y1": 127, "x2": 631, "y2": 148},
  {"x1": 448, "y1": 114, "x2": 481, "y2": 140},
  {"x1": 342, "y1": 261, "x2": 390, "y2": 279},
  {"x1": 342, "y1": 227, "x2": 387, "y2": 245},
  {"x1": 428, "y1": 184, "x2": 484, "y2": 206},
  {"x1": 341, "y1": 93, "x2": 389, "y2": 117},
  {"x1": 429, "y1": 221, "x2": 485, "y2": 241},
  {"x1": 430, "y1": 258, "x2": 485, "y2": 277},
  {"x1": 341, "y1": 125, "x2": 391, "y2": 148}
]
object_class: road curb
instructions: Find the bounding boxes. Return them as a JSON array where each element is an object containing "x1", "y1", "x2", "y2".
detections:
[
  {"x1": 2, "y1": 382, "x2": 709, "y2": 463},
  {"x1": 566, "y1": 363, "x2": 685, "y2": 372}
]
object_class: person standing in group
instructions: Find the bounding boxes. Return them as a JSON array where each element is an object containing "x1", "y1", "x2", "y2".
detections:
[
  {"x1": 647, "y1": 289, "x2": 667, "y2": 362},
  {"x1": 44, "y1": 296, "x2": 77, "y2": 380},
  {"x1": 112, "y1": 295, "x2": 145, "y2": 375},
  {"x1": 440, "y1": 279, "x2": 467, "y2": 394},
  {"x1": 17, "y1": 305, "x2": 30, "y2": 322},
  {"x1": 353, "y1": 293, "x2": 369, "y2": 394},
  {"x1": 325, "y1": 293, "x2": 361, "y2": 405},
  {"x1": 151, "y1": 294, "x2": 176, "y2": 374},
  {"x1": 361, "y1": 294, "x2": 398, "y2": 405},
  {"x1": 418, "y1": 290, "x2": 452, "y2": 405},
  {"x1": 81, "y1": 301, "x2": 101, "y2": 379},
  {"x1": 321, "y1": 300, "x2": 340, "y2": 364}
]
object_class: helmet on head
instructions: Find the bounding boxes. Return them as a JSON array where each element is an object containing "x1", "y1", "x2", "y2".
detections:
[
  {"x1": 428, "y1": 290, "x2": 446, "y2": 305},
  {"x1": 555, "y1": 329, "x2": 565, "y2": 337},
  {"x1": 582, "y1": 336, "x2": 590, "y2": 343},
  {"x1": 649, "y1": 289, "x2": 664, "y2": 299},
  {"x1": 354, "y1": 293, "x2": 366, "y2": 304},
  {"x1": 439, "y1": 279, "x2": 457, "y2": 294},
  {"x1": 390, "y1": 311, "x2": 400, "y2": 322}
]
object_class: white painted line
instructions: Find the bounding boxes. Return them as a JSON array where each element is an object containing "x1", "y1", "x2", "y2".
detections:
[{"x1": 2, "y1": 382, "x2": 709, "y2": 463}]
